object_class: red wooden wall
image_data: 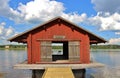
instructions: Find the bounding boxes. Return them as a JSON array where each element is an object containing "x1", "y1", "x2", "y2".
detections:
[{"x1": 27, "y1": 21, "x2": 90, "y2": 64}]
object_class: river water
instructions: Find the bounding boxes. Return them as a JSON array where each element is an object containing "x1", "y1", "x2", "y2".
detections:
[{"x1": 0, "y1": 49, "x2": 120, "y2": 78}]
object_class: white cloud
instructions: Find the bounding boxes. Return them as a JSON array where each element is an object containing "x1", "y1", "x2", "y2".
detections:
[
  {"x1": 108, "y1": 38, "x2": 120, "y2": 44},
  {"x1": 0, "y1": 22, "x2": 15, "y2": 39},
  {"x1": 17, "y1": 0, "x2": 65, "y2": 23},
  {"x1": 62, "y1": 13, "x2": 87, "y2": 24},
  {"x1": 0, "y1": 23, "x2": 5, "y2": 35},
  {"x1": 0, "y1": 22, "x2": 16, "y2": 44},
  {"x1": 0, "y1": 0, "x2": 23, "y2": 23},
  {"x1": 0, "y1": 0, "x2": 87, "y2": 24},
  {"x1": 16, "y1": 0, "x2": 87, "y2": 24},
  {"x1": 5, "y1": 26, "x2": 15, "y2": 36},
  {"x1": 18, "y1": 0, "x2": 87, "y2": 23},
  {"x1": 0, "y1": 0, "x2": 120, "y2": 30},
  {"x1": 91, "y1": 0, "x2": 120, "y2": 14},
  {"x1": 90, "y1": 0, "x2": 120, "y2": 32},
  {"x1": 88, "y1": 12, "x2": 120, "y2": 31},
  {"x1": 115, "y1": 32, "x2": 120, "y2": 35},
  {"x1": 15, "y1": 0, "x2": 120, "y2": 32}
]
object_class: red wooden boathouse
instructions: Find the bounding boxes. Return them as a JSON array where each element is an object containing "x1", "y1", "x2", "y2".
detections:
[{"x1": 8, "y1": 17, "x2": 106, "y2": 64}]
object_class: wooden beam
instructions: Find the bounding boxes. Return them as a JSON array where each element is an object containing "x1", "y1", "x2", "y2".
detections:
[
  {"x1": 36, "y1": 39, "x2": 81, "y2": 41},
  {"x1": 27, "y1": 34, "x2": 32, "y2": 64},
  {"x1": 13, "y1": 62, "x2": 105, "y2": 69},
  {"x1": 90, "y1": 40, "x2": 98, "y2": 43}
]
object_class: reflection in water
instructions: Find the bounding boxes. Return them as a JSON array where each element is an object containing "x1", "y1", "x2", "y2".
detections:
[
  {"x1": 0, "y1": 50, "x2": 31, "y2": 78},
  {"x1": 89, "y1": 49, "x2": 120, "y2": 78},
  {"x1": 0, "y1": 49, "x2": 120, "y2": 78}
]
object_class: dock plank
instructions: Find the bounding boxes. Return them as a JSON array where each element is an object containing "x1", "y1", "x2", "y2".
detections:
[{"x1": 42, "y1": 67, "x2": 75, "y2": 78}]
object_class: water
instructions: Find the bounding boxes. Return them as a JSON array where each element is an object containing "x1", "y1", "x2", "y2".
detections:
[
  {"x1": 87, "y1": 49, "x2": 120, "y2": 78},
  {"x1": 0, "y1": 49, "x2": 120, "y2": 78},
  {"x1": 0, "y1": 50, "x2": 31, "y2": 78}
]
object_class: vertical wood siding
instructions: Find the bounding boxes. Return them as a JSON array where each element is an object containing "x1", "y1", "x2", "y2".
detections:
[
  {"x1": 69, "y1": 41, "x2": 80, "y2": 62},
  {"x1": 27, "y1": 20, "x2": 90, "y2": 64},
  {"x1": 41, "y1": 41, "x2": 52, "y2": 62}
]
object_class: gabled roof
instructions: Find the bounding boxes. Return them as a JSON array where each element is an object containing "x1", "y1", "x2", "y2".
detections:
[{"x1": 8, "y1": 16, "x2": 107, "y2": 44}]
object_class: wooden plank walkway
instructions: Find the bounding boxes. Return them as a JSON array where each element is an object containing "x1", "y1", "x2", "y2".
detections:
[{"x1": 42, "y1": 67, "x2": 75, "y2": 78}]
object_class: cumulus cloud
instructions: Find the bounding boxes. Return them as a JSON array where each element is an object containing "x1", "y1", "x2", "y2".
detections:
[
  {"x1": 0, "y1": 22, "x2": 15, "y2": 39},
  {"x1": 16, "y1": 0, "x2": 87, "y2": 24},
  {"x1": 62, "y1": 13, "x2": 87, "y2": 24},
  {"x1": 0, "y1": 0, "x2": 65, "y2": 23},
  {"x1": 13, "y1": 0, "x2": 120, "y2": 32},
  {"x1": 91, "y1": 0, "x2": 120, "y2": 14},
  {"x1": 17, "y1": 0, "x2": 65, "y2": 23},
  {"x1": 0, "y1": 22, "x2": 16, "y2": 44},
  {"x1": 0, "y1": 0, "x2": 120, "y2": 31},
  {"x1": 0, "y1": 0, "x2": 87, "y2": 24},
  {"x1": 90, "y1": 0, "x2": 120, "y2": 32},
  {"x1": 0, "y1": 0, "x2": 22, "y2": 23},
  {"x1": 88, "y1": 12, "x2": 120, "y2": 31},
  {"x1": 108, "y1": 38, "x2": 120, "y2": 44}
]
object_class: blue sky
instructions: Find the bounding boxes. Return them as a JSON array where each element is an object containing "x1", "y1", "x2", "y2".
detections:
[{"x1": 0, "y1": 0, "x2": 120, "y2": 45}]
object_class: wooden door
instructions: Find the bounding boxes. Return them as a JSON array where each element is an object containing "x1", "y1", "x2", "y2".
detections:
[
  {"x1": 69, "y1": 41, "x2": 80, "y2": 62},
  {"x1": 41, "y1": 41, "x2": 52, "y2": 62}
]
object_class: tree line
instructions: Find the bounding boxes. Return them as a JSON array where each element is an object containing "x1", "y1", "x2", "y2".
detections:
[
  {"x1": 90, "y1": 45, "x2": 120, "y2": 49},
  {"x1": 0, "y1": 44, "x2": 120, "y2": 50},
  {"x1": 0, "y1": 45, "x2": 27, "y2": 50}
]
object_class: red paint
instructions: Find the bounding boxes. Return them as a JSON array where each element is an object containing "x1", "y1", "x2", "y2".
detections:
[
  {"x1": 8, "y1": 17, "x2": 106, "y2": 64},
  {"x1": 27, "y1": 34, "x2": 32, "y2": 64},
  {"x1": 28, "y1": 21, "x2": 91, "y2": 63}
]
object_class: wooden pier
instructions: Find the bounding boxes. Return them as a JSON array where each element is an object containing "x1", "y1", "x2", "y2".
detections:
[
  {"x1": 42, "y1": 67, "x2": 75, "y2": 78},
  {"x1": 13, "y1": 61, "x2": 104, "y2": 78}
]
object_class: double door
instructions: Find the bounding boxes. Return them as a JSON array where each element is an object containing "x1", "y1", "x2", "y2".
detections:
[{"x1": 40, "y1": 41, "x2": 80, "y2": 62}]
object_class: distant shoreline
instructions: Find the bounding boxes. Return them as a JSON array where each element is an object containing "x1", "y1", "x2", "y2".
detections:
[
  {"x1": 91, "y1": 49, "x2": 120, "y2": 52},
  {"x1": 0, "y1": 45, "x2": 27, "y2": 50},
  {"x1": 0, "y1": 44, "x2": 120, "y2": 50},
  {"x1": 91, "y1": 45, "x2": 120, "y2": 49}
]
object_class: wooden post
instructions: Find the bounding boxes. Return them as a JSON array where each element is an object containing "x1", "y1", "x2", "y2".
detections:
[
  {"x1": 82, "y1": 69, "x2": 86, "y2": 78},
  {"x1": 72, "y1": 69, "x2": 86, "y2": 78},
  {"x1": 32, "y1": 70, "x2": 45, "y2": 78},
  {"x1": 27, "y1": 34, "x2": 32, "y2": 64},
  {"x1": 32, "y1": 70, "x2": 36, "y2": 78}
]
